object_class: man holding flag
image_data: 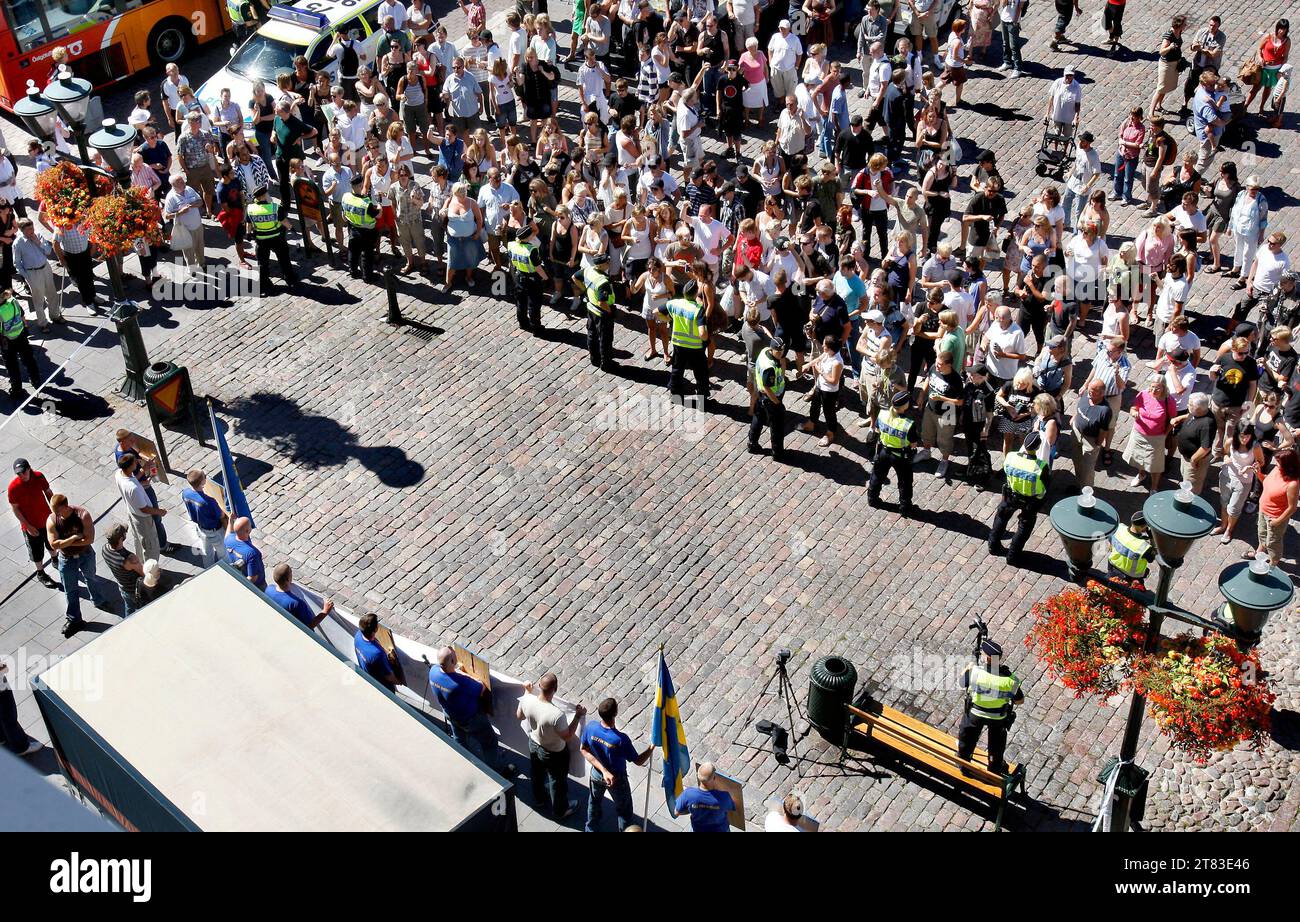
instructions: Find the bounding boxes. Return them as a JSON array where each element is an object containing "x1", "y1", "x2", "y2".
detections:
[{"x1": 580, "y1": 698, "x2": 652, "y2": 832}]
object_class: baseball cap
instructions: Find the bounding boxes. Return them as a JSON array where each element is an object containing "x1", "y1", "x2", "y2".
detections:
[
  {"x1": 13, "y1": 457, "x2": 30, "y2": 474},
  {"x1": 779, "y1": 18, "x2": 791, "y2": 28},
  {"x1": 736, "y1": 164, "x2": 750, "y2": 176},
  {"x1": 866, "y1": 308, "x2": 885, "y2": 322},
  {"x1": 968, "y1": 363, "x2": 989, "y2": 377},
  {"x1": 1079, "y1": 130, "x2": 1094, "y2": 143},
  {"x1": 1047, "y1": 335, "x2": 1067, "y2": 349},
  {"x1": 1246, "y1": 175, "x2": 1262, "y2": 188},
  {"x1": 1063, "y1": 66, "x2": 1077, "y2": 76},
  {"x1": 775, "y1": 235, "x2": 791, "y2": 250}
]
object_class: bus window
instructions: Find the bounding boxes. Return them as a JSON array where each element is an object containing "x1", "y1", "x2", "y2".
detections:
[
  {"x1": 4, "y1": 0, "x2": 52, "y2": 51},
  {"x1": 361, "y1": 4, "x2": 381, "y2": 33}
]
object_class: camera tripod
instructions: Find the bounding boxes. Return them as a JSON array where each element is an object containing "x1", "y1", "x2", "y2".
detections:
[{"x1": 745, "y1": 650, "x2": 810, "y2": 778}]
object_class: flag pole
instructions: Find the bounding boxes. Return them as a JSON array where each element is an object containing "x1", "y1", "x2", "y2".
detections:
[
  {"x1": 205, "y1": 399, "x2": 232, "y2": 518},
  {"x1": 643, "y1": 644, "x2": 664, "y2": 826}
]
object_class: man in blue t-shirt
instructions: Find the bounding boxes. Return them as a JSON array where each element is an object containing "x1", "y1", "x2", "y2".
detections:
[
  {"x1": 580, "y1": 697, "x2": 653, "y2": 832},
  {"x1": 674, "y1": 762, "x2": 735, "y2": 832},
  {"x1": 223, "y1": 516, "x2": 265, "y2": 589},
  {"x1": 181, "y1": 469, "x2": 227, "y2": 566},
  {"x1": 354, "y1": 613, "x2": 399, "y2": 691},
  {"x1": 265, "y1": 563, "x2": 332, "y2": 630},
  {"x1": 430, "y1": 646, "x2": 499, "y2": 770}
]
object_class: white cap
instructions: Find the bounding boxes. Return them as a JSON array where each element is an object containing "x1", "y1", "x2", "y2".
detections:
[
  {"x1": 779, "y1": 18, "x2": 791, "y2": 29},
  {"x1": 866, "y1": 308, "x2": 885, "y2": 322}
]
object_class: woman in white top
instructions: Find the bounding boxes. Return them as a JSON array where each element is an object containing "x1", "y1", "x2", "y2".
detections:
[
  {"x1": 801, "y1": 43, "x2": 828, "y2": 87},
  {"x1": 384, "y1": 122, "x2": 415, "y2": 172},
  {"x1": 651, "y1": 201, "x2": 678, "y2": 260},
  {"x1": 755, "y1": 141, "x2": 784, "y2": 199},
  {"x1": 631, "y1": 256, "x2": 673, "y2": 361},
  {"x1": 578, "y1": 213, "x2": 610, "y2": 270},
  {"x1": 940, "y1": 19, "x2": 970, "y2": 106},
  {"x1": 604, "y1": 186, "x2": 632, "y2": 281},
  {"x1": 800, "y1": 334, "x2": 845, "y2": 447},
  {"x1": 1213, "y1": 423, "x2": 1265, "y2": 543}
]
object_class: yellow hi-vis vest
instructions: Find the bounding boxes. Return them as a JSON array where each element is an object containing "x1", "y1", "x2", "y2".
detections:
[
  {"x1": 584, "y1": 266, "x2": 614, "y2": 316},
  {"x1": 876, "y1": 409, "x2": 913, "y2": 452},
  {"x1": 508, "y1": 240, "x2": 538, "y2": 275},
  {"x1": 247, "y1": 201, "x2": 282, "y2": 239},
  {"x1": 1108, "y1": 525, "x2": 1151, "y2": 578},
  {"x1": 341, "y1": 193, "x2": 376, "y2": 228},
  {"x1": 1004, "y1": 451, "x2": 1047, "y2": 498},
  {"x1": 0, "y1": 297, "x2": 25, "y2": 340},
  {"x1": 664, "y1": 297, "x2": 705, "y2": 349},
  {"x1": 967, "y1": 665, "x2": 1020, "y2": 721},
  {"x1": 755, "y1": 349, "x2": 785, "y2": 397}
]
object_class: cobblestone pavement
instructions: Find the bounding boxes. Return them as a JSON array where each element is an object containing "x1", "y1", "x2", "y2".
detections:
[{"x1": 2, "y1": 0, "x2": 1299, "y2": 831}]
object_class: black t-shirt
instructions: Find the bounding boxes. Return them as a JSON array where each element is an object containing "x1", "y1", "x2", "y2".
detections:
[
  {"x1": 966, "y1": 192, "x2": 1007, "y2": 247},
  {"x1": 1161, "y1": 29, "x2": 1183, "y2": 62},
  {"x1": 1286, "y1": 365, "x2": 1300, "y2": 427},
  {"x1": 835, "y1": 128, "x2": 873, "y2": 173},
  {"x1": 1260, "y1": 346, "x2": 1298, "y2": 395},
  {"x1": 717, "y1": 75, "x2": 745, "y2": 113},
  {"x1": 736, "y1": 175, "x2": 764, "y2": 217},
  {"x1": 772, "y1": 289, "x2": 804, "y2": 336},
  {"x1": 1176, "y1": 413, "x2": 1215, "y2": 459},
  {"x1": 1074, "y1": 397, "x2": 1113, "y2": 440},
  {"x1": 912, "y1": 304, "x2": 942, "y2": 351},
  {"x1": 926, "y1": 368, "x2": 964, "y2": 414},
  {"x1": 963, "y1": 379, "x2": 995, "y2": 429},
  {"x1": 632, "y1": 14, "x2": 665, "y2": 49},
  {"x1": 1212, "y1": 353, "x2": 1259, "y2": 408},
  {"x1": 612, "y1": 90, "x2": 640, "y2": 122}
]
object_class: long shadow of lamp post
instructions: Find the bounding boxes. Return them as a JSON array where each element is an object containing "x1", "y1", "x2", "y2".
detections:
[{"x1": 1050, "y1": 481, "x2": 1293, "y2": 832}]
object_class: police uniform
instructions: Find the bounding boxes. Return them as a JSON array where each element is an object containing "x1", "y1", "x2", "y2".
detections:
[
  {"x1": 868, "y1": 396, "x2": 916, "y2": 514},
  {"x1": 247, "y1": 195, "x2": 298, "y2": 290},
  {"x1": 584, "y1": 263, "x2": 617, "y2": 370},
  {"x1": 0, "y1": 296, "x2": 41, "y2": 398},
  {"x1": 342, "y1": 188, "x2": 380, "y2": 282},
  {"x1": 748, "y1": 346, "x2": 786, "y2": 458},
  {"x1": 509, "y1": 236, "x2": 547, "y2": 332},
  {"x1": 988, "y1": 437, "x2": 1049, "y2": 563},
  {"x1": 660, "y1": 295, "x2": 710, "y2": 402},
  {"x1": 957, "y1": 643, "x2": 1024, "y2": 773},
  {"x1": 1108, "y1": 523, "x2": 1155, "y2": 584}
]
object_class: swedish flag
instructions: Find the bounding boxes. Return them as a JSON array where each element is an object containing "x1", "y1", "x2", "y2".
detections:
[{"x1": 651, "y1": 651, "x2": 690, "y2": 816}]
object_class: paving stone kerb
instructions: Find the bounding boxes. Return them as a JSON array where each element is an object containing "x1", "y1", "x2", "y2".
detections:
[{"x1": 2, "y1": 0, "x2": 1299, "y2": 831}]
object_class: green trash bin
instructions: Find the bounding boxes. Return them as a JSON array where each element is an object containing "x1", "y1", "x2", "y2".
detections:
[{"x1": 807, "y1": 655, "x2": 858, "y2": 744}]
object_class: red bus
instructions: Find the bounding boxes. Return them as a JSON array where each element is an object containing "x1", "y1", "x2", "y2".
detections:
[{"x1": 0, "y1": 0, "x2": 232, "y2": 110}]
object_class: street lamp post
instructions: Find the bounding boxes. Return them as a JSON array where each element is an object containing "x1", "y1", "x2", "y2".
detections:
[
  {"x1": 1048, "y1": 481, "x2": 1292, "y2": 831},
  {"x1": 41, "y1": 68, "x2": 94, "y2": 164}
]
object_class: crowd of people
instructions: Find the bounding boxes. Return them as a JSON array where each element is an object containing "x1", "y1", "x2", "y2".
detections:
[{"x1": 2, "y1": 0, "x2": 1300, "y2": 827}]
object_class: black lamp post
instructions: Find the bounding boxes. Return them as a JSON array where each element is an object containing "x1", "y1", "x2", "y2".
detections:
[
  {"x1": 1049, "y1": 481, "x2": 1293, "y2": 831},
  {"x1": 13, "y1": 82, "x2": 58, "y2": 145},
  {"x1": 42, "y1": 68, "x2": 94, "y2": 164}
]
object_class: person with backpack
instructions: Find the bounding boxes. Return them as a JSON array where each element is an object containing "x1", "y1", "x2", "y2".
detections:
[
  {"x1": 329, "y1": 27, "x2": 368, "y2": 102},
  {"x1": 1140, "y1": 115, "x2": 1177, "y2": 217}
]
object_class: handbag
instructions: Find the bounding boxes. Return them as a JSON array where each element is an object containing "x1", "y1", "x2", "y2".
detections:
[
  {"x1": 169, "y1": 220, "x2": 192, "y2": 251},
  {"x1": 1238, "y1": 56, "x2": 1262, "y2": 87}
]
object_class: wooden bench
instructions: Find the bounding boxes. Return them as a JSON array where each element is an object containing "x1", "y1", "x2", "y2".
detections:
[{"x1": 840, "y1": 701, "x2": 1027, "y2": 831}]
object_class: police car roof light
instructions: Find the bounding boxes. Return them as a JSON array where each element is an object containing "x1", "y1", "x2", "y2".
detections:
[{"x1": 268, "y1": 5, "x2": 330, "y2": 30}]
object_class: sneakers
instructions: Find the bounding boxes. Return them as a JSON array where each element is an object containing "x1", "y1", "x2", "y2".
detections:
[
  {"x1": 1128, "y1": 474, "x2": 1144, "y2": 488},
  {"x1": 935, "y1": 460, "x2": 949, "y2": 479},
  {"x1": 1010, "y1": 70, "x2": 1023, "y2": 79},
  {"x1": 997, "y1": 62, "x2": 1012, "y2": 72}
]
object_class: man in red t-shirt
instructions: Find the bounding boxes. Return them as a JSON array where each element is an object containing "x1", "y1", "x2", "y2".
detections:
[{"x1": 7, "y1": 458, "x2": 59, "y2": 589}]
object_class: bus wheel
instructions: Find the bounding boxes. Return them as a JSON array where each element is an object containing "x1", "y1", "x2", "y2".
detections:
[{"x1": 147, "y1": 18, "x2": 190, "y2": 68}]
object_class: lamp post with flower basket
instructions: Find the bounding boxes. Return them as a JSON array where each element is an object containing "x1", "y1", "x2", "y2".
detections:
[{"x1": 1042, "y1": 481, "x2": 1292, "y2": 831}]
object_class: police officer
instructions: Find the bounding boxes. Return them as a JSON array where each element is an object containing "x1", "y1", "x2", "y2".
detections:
[
  {"x1": 584, "y1": 253, "x2": 617, "y2": 370},
  {"x1": 748, "y1": 337, "x2": 787, "y2": 459},
  {"x1": 659, "y1": 274, "x2": 710, "y2": 404},
  {"x1": 868, "y1": 391, "x2": 917, "y2": 516},
  {"x1": 342, "y1": 174, "x2": 380, "y2": 283},
  {"x1": 988, "y1": 430, "x2": 1049, "y2": 566},
  {"x1": 0, "y1": 289, "x2": 41, "y2": 400},
  {"x1": 508, "y1": 224, "x2": 549, "y2": 334},
  {"x1": 957, "y1": 639, "x2": 1024, "y2": 774},
  {"x1": 246, "y1": 186, "x2": 299, "y2": 291},
  {"x1": 1108, "y1": 512, "x2": 1156, "y2": 584}
]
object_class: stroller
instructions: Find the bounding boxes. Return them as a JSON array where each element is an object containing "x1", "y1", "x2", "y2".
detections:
[{"x1": 1035, "y1": 120, "x2": 1077, "y2": 180}]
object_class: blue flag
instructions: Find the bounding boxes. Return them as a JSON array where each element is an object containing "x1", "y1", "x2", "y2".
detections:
[
  {"x1": 208, "y1": 403, "x2": 254, "y2": 529},
  {"x1": 651, "y1": 651, "x2": 690, "y2": 816}
]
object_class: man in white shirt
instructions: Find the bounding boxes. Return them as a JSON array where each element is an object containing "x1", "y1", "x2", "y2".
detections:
[
  {"x1": 767, "y1": 20, "x2": 803, "y2": 103},
  {"x1": 691, "y1": 203, "x2": 732, "y2": 279},
  {"x1": 1062, "y1": 130, "x2": 1100, "y2": 231},
  {"x1": 1165, "y1": 350, "x2": 1198, "y2": 412},
  {"x1": 516, "y1": 673, "x2": 584, "y2": 818},
  {"x1": 1154, "y1": 253, "x2": 1191, "y2": 345},
  {"x1": 981, "y1": 305, "x2": 1029, "y2": 385},
  {"x1": 1239, "y1": 232, "x2": 1293, "y2": 324},
  {"x1": 864, "y1": 42, "x2": 893, "y2": 126},
  {"x1": 1044, "y1": 66, "x2": 1083, "y2": 131},
  {"x1": 377, "y1": 0, "x2": 407, "y2": 30},
  {"x1": 727, "y1": 0, "x2": 757, "y2": 47},
  {"x1": 637, "y1": 157, "x2": 680, "y2": 204},
  {"x1": 577, "y1": 46, "x2": 612, "y2": 123},
  {"x1": 736, "y1": 265, "x2": 776, "y2": 321},
  {"x1": 997, "y1": 0, "x2": 1026, "y2": 77},
  {"x1": 507, "y1": 12, "x2": 528, "y2": 71},
  {"x1": 1164, "y1": 191, "x2": 1209, "y2": 243},
  {"x1": 159, "y1": 63, "x2": 189, "y2": 139},
  {"x1": 114, "y1": 456, "x2": 164, "y2": 564}
]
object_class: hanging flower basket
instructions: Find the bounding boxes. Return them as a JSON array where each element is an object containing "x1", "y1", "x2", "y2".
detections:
[
  {"x1": 1025, "y1": 581, "x2": 1147, "y2": 699},
  {"x1": 1133, "y1": 634, "x2": 1275, "y2": 764},
  {"x1": 33, "y1": 160, "x2": 113, "y2": 230},
  {"x1": 85, "y1": 187, "x2": 164, "y2": 258}
]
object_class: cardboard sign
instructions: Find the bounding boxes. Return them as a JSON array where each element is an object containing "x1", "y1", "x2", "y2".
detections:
[
  {"x1": 709, "y1": 768, "x2": 746, "y2": 830},
  {"x1": 120, "y1": 431, "x2": 168, "y2": 485},
  {"x1": 202, "y1": 477, "x2": 226, "y2": 511},
  {"x1": 294, "y1": 177, "x2": 323, "y2": 223},
  {"x1": 453, "y1": 644, "x2": 492, "y2": 692},
  {"x1": 375, "y1": 625, "x2": 407, "y2": 687}
]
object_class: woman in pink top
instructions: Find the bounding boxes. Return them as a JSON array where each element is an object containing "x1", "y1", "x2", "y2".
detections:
[
  {"x1": 1122, "y1": 374, "x2": 1177, "y2": 489},
  {"x1": 1134, "y1": 216, "x2": 1174, "y2": 323},
  {"x1": 1254, "y1": 448, "x2": 1300, "y2": 564},
  {"x1": 739, "y1": 38, "x2": 769, "y2": 127}
]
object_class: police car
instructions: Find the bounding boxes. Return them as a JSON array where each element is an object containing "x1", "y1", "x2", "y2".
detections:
[{"x1": 197, "y1": 3, "x2": 389, "y2": 127}]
